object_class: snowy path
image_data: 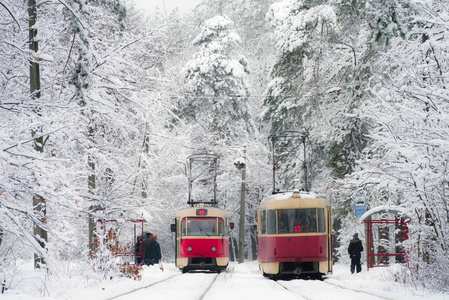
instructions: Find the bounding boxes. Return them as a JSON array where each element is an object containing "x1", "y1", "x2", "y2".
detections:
[
  {"x1": 110, "y1": 266, "x2": 302, "y2": 300},
  {"x1": 106, "y1": 262, "x2": 395, "y2": 300},
  {"x1": 112, "y1": 272, "x2": 218, "y2": 300},
  {"x1": 203, "y1": 264, "x2": 303, "y2": 300},
  {"x1": 5, "y1": 261, "x2": 447, "y2": 299},
  {"x1": 277, "y1": 278, "x2": 391, "y2": 300}
]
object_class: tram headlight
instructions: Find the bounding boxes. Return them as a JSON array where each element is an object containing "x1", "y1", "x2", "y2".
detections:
[
  {"x1": 187, "y1": 247, "x2": 193, "y2": 252},
  {"x1": 211, "y1": 247, "x2": 216, "y2": 252}
]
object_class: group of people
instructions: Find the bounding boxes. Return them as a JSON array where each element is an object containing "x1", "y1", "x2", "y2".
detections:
[
  {"x1": 135, "y1": 232, "x2": 162, "y2": 266},
  {"x1": 135, "y1": 230, "x2": 362, "y2": 273}
]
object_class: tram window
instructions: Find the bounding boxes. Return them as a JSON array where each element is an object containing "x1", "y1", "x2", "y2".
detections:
[
  {"x1": 278, "y1": 210, "x2": 289, "y2": 233},
  {"x1": 217, "y1": 218, "x2": 224, "y2": 235},
  {"x1": 318, "y1": 208, "x2": 325, "y2": 232},
  {"x1": 181, "y1": 218, "x2": 187, "y2": 235},
  {"x1": 185, "y1": 217, "x2": 220, "y2": 236},
  {"x1": 260, "y1": 210, "x2": 266, "y2": 234},
  {"x1": 276, "y1": 208, "x2": 325, "y2": 233},
  {"x1": 267, "y1": 210, "x2": 276, "y2": 234}
]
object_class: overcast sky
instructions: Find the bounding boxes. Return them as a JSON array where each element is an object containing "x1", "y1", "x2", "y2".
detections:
[{"x1": 131, "y1": 0, "x2": 202, "y2": 14}]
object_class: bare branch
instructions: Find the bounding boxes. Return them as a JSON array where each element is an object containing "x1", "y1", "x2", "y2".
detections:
[{"x1": 0, "y1": 1, "x2": 21, "y2": 29}]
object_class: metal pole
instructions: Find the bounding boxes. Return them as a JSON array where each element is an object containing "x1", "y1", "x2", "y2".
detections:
[
  {"x1": 238, "y1": 147, "x2": 246, "y2": 263},
  {"x1": 272, "y1": 138, "x2": 276, "y2": 194},
  {"x1": 302, "y1": 135, "x2": 308, "y2": 192}
]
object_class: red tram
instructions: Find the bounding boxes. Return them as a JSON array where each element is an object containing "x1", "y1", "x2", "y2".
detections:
[
  {"x1": 257, "y1": 190, "x2": 333, "y2": 278},
  {"x1": 171, "y1": 204, "x2": 232, "y2": 272}
]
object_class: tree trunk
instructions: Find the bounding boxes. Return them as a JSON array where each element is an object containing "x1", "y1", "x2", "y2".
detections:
[
  {"x1": 29, "y1": 0, "x2": 47, "y2": 270},
  {"x1": 28, "y1": 0, "x2": 40, "y2": 99},
  {"x1": 88, "y1": 144, "x2": 96, "y2": 256}
]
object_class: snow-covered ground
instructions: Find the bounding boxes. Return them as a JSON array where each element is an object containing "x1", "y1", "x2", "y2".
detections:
[{"x1": 2, "y1": 260, "x2": 448, "y2": 299}]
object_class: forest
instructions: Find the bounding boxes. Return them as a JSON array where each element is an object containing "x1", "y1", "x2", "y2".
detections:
[{"x1": 1, "y1": 0, "x2": 448, "y2": 293}]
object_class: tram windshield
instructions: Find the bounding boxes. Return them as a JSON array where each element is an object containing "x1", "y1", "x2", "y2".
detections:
[
  {"x1": 181, "y1": 217, "x2": 225, "y2": 236},
  {"x1": 259, "y1": 208, "x2": 325, "y2": 234},
  {"x1": 277, "y1": 208, "x2": 325, "y2": 233}
]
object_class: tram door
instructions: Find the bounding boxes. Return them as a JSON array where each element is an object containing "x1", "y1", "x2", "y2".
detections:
[
  {"x1": 171, "y1": 219, "x2": 179, "y2": 267},
  {"x1": 327, "y1": 208, "x2": 333, "y2": 273}
]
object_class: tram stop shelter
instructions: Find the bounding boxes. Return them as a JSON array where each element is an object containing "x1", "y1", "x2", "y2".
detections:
[
  {"x1": 96, "y1": 219, "x2": 146, "y2": 265},
  {"x1": 359, "y1": 206, "x2": 410, "y2": 271}
]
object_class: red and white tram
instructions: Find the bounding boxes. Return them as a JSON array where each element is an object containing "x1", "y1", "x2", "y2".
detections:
[
  {"x1": 171, "y1": 204, "x2": 232, "y2": 272},
  {"x1": 257, "y1": 190, "x2": 333, "y2": 278}
]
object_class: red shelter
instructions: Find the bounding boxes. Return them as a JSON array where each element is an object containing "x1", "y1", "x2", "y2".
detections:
[
  {"x1": 96, "y1": 219, "x2": 146, "y2": 263},
  {"x1": 360, "y1": 207, "x2": 410, "y2": 271}
]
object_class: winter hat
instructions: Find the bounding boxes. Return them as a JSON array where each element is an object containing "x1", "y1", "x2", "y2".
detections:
[{"x1": 353, "y1": 233, "x2": 358, "y2": 238}]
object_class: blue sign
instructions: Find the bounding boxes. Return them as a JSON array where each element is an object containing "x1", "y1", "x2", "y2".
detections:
[{"x1": 355, "y1": 195, "x2": 366, "y2": 217}]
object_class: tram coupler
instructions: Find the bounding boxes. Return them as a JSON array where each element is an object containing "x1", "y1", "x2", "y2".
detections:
[{"x1": 293, "y1": 268, "x2": 302, "y2": 275}]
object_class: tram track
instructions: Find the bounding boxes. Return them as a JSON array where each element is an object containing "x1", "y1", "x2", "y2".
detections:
[
  {"x1": 107, "y1": 270, "x2": 226, "y2": 300},
  {"x1": 197, "y1": 272, "x2": 221, "y2": 300},
  {"x1": 321, "y1": 279, "x2": 398, "y2": 300},
  {"x1": 274, "y1": 277, "x2": 397, "y2": 300},
  {"x1": 106, "y1": 273, "x2": 182, "y2": 300},
  {"x1": 275, "y1": 280, "x2": 312, "y2": 300}
]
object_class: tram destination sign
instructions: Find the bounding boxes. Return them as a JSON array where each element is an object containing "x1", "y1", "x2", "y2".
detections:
[{"x1": 196, "y1": 208, "x2": 208, "y2": 216}]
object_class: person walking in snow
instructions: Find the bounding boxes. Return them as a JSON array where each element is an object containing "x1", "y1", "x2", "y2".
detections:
[
  {"x1": 145, "y1": 235, "x2": 162, "y2": 265},
  {"x1": 135, "y1": 235, "x2": 143, "y2": 264},
  {"x1": 142, "y1": 232, "x2": 153, "y2": 266},
  {"x1": 348, "y1": 233, "x2": 363, "y2": 274}
]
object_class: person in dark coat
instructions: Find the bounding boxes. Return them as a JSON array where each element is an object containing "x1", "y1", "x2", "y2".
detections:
[
  {"x1": 135, "y1": 235, "x2": 143, "y2": 264},
  {"x1": 145, "y1": 235, "x2": 162, "y2": 265},
  {"x1": 348, "y1": 233, "x2": 364, "y2": 274},
  {"x1": 142, "y1": 232, "x2": 152, "y2": 266}
]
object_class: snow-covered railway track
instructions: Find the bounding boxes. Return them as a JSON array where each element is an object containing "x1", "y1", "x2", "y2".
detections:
[
  {"x1": 106, "y1": 273, "x2": 182, "y2": 299},
  {"x1": 275, "y1": 278, "x2": 396, "y2": 300},
  {"x1": 107, "y1": 271, "x2": 222, "y2": 300},
  {"x1": 197, "y1": 272, "x2": 221, "y2": 300},
  {"x1": 274, "y1": 281, "x2": 311, "y2": 300},
  {"x1": 321, "y1": 279, "x2": 398, "y2": 300}
]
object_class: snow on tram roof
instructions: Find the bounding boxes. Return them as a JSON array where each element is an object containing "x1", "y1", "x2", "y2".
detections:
[
  {"x1": 259, "y1": 190, "x2": 330, "y2": 209},
  {"x1": 175, "y1": 204, "x2": 229, "y2": 218},
  {"x1": 264, "y1": 190, "x2": 322, "y2": 201}
]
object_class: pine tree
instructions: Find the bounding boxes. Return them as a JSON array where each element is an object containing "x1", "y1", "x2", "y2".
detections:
[
  {"x1": 181, "y1": 15, "x2": 252, "y2": 142},
  {"x1": 263, "y1": 0, "x2": 341, "y2": 190}
]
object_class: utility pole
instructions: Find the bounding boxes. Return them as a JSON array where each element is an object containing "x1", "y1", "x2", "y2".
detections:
[
  {"x1": 238, "y1": 147, "x2": 246, "y2": 263},
  {"x1": 29, "y1": 0, "x2": 47, "y2": 269},
  {"x1": 302, "y1": 134, "x2": 308, "y2": 192}
]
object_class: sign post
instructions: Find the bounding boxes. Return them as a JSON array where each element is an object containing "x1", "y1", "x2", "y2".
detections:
[{"x1": 355, "y1": 195, "x2": 366, "y2": 218}]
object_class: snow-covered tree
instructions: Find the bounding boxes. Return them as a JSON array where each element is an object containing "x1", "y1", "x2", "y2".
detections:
[
  {"x1": 0, "y1": 0, "x2": 183, "y2": 279},
  {"x1": 343, "y1": 0, "x2": 449, "y2": 291},
  {"x1": 180, "y1": 15, "x2": 252, "y2": 143},
  {"x1": 263, "y1": 0, "x2": 343, "y2": 192},
  {"x1": 177, "y1": 15, "x2": 273, "y2": 259}
]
